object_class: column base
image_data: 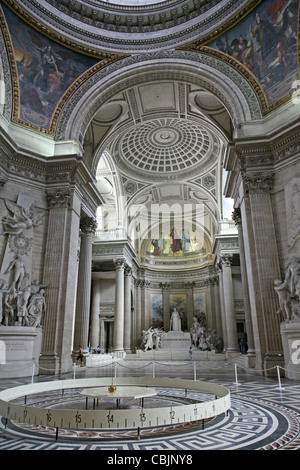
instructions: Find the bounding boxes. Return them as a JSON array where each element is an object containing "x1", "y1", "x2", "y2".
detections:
[
  {"x1": 280, "y1": 320, "x2": 300, "y2": 380},
  {"x1": 39, "y1": 352, "x2": 61, "y2": 375}
]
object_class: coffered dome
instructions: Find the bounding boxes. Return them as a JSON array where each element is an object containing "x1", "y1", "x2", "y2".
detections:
[{"x1": 115, "y1": 118, "x2": 217, "y2": 177}]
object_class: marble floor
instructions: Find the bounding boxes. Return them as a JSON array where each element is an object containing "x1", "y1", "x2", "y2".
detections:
[{"x1": 0, "y1": 356, "x2": 300, "y2": 452}]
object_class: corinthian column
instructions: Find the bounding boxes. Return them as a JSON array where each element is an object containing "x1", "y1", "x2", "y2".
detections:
[
  {"x1": 124, "y1": 266, "x2": 132, "y2": 353},
  {"x1": 221, "y1": 254, "x2": 239, "y2": 352},
  {"x1": 90, "y1": 278, "x2": 101, "y2": 350},
  {"x1": 113, "y1": 259, "x2": 125, "y2": 352},
  {"x1": 73, "y1": 216, "x2": 97, "y2": 357},
  {"x1": 160, "y1": 282, "x2": 170, "y2": 331},
  {"x1": 243, "y1": 173, "x2": 282, "y2": 370},
  {"x1": 232, "y1": 208, "x2": 255, "y2": 361}
]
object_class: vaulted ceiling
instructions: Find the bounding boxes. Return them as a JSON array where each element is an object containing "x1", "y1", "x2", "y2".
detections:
[{"x1": 1, "y1": 0, "x2": 299, "y2": 269}]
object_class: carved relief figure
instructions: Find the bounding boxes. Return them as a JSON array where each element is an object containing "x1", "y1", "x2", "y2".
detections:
[
  {"x1": 3, "y1": 287, "x2": 16, "y2": 326},
  {"x1": 274, "y1": 257, "x2": 300, "y2": 322},
  {"x1": 27, "y1": 289, "x2": 46, "y2": 327},
  {"x1": 141, "y1": 328, "x2": 163, "y2": 351},
  {"x1": 2, "y1": 200, "x2": 43, "y2": 235},
  {"x1": 16, "y1": 286, "x2": 31, "y2": 326},
  {"x1": 1, "y1": 195, "x2": 47, "y2": 328},
  {"x1": 4, "y1": 255, "x2": 29, "y2": 291}
]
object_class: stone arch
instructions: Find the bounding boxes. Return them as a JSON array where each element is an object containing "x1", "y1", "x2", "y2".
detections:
[{"x1": 55, "y1": 50, "x2": 262, "y2": 148}]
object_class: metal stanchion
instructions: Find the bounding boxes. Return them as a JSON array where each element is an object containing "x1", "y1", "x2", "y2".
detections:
[
  {"x1": 152, "y1": 361, "x2": 155, "y2": 378},
  {"x1": 233, "y1": 364, "x2": 241, "y2": 385},
  {"x1": 276, "y1": 365, "x2": 285, "y2": 390},
  {"x1": 31, "y1": 363, "x2": 35, "y2": 384}
]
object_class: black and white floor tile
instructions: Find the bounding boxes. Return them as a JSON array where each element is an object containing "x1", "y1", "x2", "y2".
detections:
[{"x1": 0, "y1": 360, "x2": 300, "y2": 451}]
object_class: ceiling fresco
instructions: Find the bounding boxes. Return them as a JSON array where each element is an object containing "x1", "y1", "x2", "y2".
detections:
[
  {"x1": 206, "y1": 0, "x2": 299, "y2": 106},
  {"x1": 0, "y1": 0, "x2": 299, "y2": 134}
]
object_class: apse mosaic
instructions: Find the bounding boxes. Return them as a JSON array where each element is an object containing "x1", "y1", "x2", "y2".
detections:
[
  {"x1": 146, "y1": 228, "x2": 208, "y2": 258},
  {"x1": 2, "y1": 4, "x2": 99, "y2": 131},
  {"x1": 207, "y1": 0, "x2": 299, "y2": 106}
]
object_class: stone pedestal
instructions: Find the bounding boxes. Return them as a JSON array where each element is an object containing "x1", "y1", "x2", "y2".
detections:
[
  {"x1": 161, "y1": 331, "x2": 191, "y2": 351},
  {"x1": 0, "y1": 326, "x2": 43, "y2": 378},
  {"x1": 280, "y1": 321, "x2": 300, "y2": 380}
]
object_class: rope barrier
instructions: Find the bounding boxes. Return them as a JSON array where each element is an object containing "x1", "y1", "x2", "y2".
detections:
[
  {"x1": 115, "y1": 361, "x2": 153, "y2": 370},
  {"x1": 3, "y1": 355, "x2": 299, "y2": 392}
]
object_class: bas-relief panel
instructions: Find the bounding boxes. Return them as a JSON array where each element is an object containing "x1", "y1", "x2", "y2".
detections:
[
  {"x1": 2, "y1": 5, "x2": 98, "y2": 131},
  {"x1": 150, "y1": 292, "x2": 163, "y2": 329},
  {"x1": 207, "y1": 0, "x2": 299, "y2": 106},
  {"x1": 285, "y1": 176, "x2": 300, "y2": 255}
]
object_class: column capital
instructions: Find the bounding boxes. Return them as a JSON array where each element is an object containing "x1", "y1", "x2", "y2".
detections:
[
  {"x1": 232, "y1": 208, "x2": 242, "y2": 226},
  {"x1": 80, "y1": 216, "x2": 97, "y2": 235},
  {"x1": 220, "y1": 254, "x2": 233, "y2": 267},
  {"x1": 46, "y1": 188, "x2": 71, "y2": 208},
  {"x1": 124, "y1": 265, "x2": 132, "y2": 277},
  {"x1": 184, "y1": 281, "x2": 195, "y2": 289},
  {"x1": 243, "y1": 172, "x2": 274, "y2": 195},
  {"x1": 113, "y1": 259, "x2": 125, "y2": 270},
  {"x1": 159, "y1": 282, "x2": 171, "y2": 291}
]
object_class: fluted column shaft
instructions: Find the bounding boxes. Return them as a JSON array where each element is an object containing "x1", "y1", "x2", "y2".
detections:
[
  {"x1": 113, "y1": 260, "x2": 125, "y2": 352},
  {"x1": 124, "y1": 267, "x2": 132, "y2": 352},
  {"x1": 90, "y1": 278, "x2": 101, "y2": 349},
  {"x1": 73, "y1": 217, "x2": 97, "y2": 355},
  {"x1": 233, "y1": 208, "x2": 255, "y2": 357},
  {"x1": 221, "y1": 254, "x2": 239, "y2": 352},
  {"x1": 135, "y1": 280, "x2": 142, "y2": 347},
  {"x1": 161, "y1": 283, "x2": 170, "y2": 331}
]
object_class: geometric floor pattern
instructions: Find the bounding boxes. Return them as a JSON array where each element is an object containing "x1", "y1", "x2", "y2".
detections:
[{"x1": 0, "y1": 359, "x2": 300, "y2": 451}]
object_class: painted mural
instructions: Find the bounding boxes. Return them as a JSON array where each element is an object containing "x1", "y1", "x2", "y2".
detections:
[
  {"x1": 2, "y1": 5, "x2": 99, "y2": 131},
  {"x1": 150, "y1": 293, "x2": 163, "y2": 329},
  {"x1": 207, "y1": 0, "x2": 299, "y2": 106},
  {"x1": 170, "y1": 292, "x2": 187, "y2": 331},
  {"x1": 146, "y1": 229, "x2": 207, "y2": 258},
  {"x1": 193, "y1": 291, "x2": 207, "y2": 327}
]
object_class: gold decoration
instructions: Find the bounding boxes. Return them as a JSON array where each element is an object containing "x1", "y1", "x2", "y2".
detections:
[{"x1": 108, "y1": 385, "x2": 117, "y2": 394}]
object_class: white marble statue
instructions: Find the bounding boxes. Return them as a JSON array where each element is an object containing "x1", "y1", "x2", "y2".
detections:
[
  {"x1": 274, "y1": 257, "x2": 300, "y2": 322},
  {"x1": 170, "y1": 308, "x2": 181, "y2": 331},
  {"x1": 141, "y1": 327, "x2": 163, "y2": 351}
]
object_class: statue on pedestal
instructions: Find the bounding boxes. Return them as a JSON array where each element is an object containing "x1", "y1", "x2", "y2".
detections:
[{"x1": 170, "y1": 308, "x2": 181, "y2": 331}]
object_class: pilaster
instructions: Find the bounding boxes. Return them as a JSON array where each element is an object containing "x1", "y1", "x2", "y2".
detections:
[
  {"x1": 40, "y1": 188, "x2": 80, "y2": 373},
  {"x1": 243, "y1": 172, "x2": 283, "y2": 371}
]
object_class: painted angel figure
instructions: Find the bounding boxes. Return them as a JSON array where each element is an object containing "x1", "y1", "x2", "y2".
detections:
[{"x1": 2, "y1": 200, "x2": 43, "y2": 235}]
